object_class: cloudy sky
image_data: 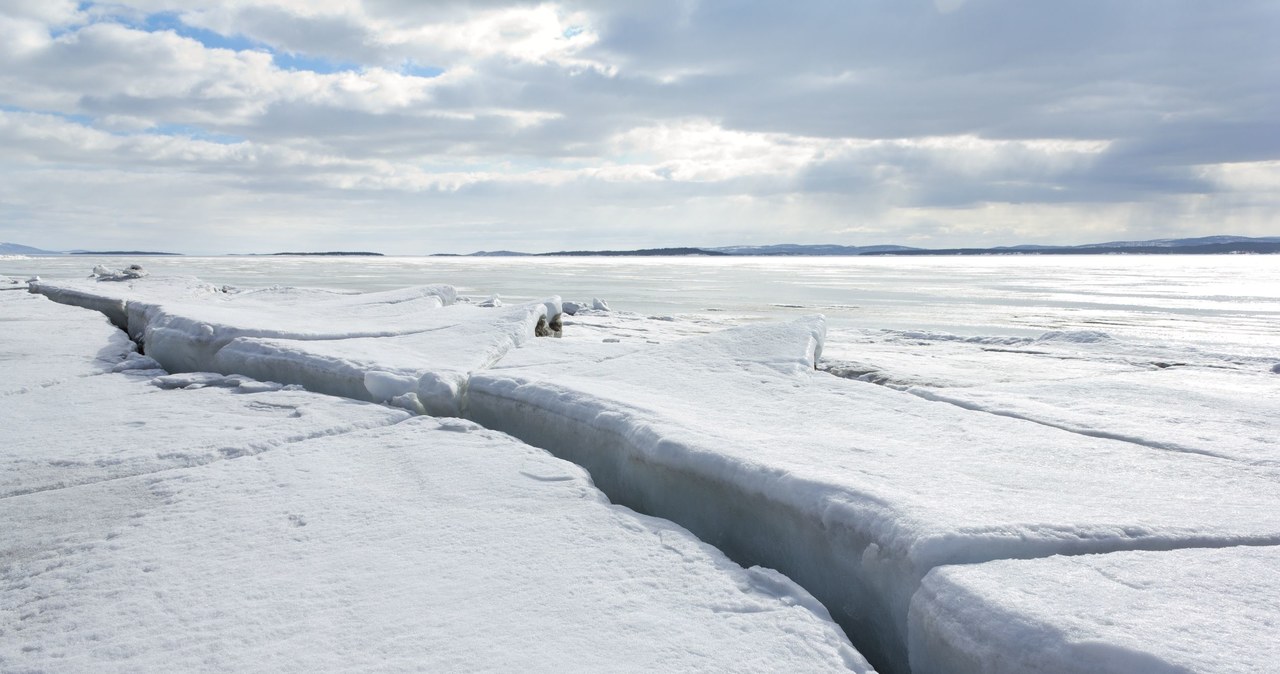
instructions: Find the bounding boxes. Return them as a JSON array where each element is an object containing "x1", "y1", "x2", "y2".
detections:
[{"x1": 1, "y1": 1, "x2": 1277, "y2": 254}]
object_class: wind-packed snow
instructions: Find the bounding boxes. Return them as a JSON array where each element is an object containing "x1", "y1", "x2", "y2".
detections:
[
  {"x1": 909, "y1": 546, "x2": 1280, "y2": 674},
  {"x1": 468, "y1": 317, "x2": 1280, "y2": 672},
  {"x1": 3, "y1": 283, "x2": 870, "y2": 673}
]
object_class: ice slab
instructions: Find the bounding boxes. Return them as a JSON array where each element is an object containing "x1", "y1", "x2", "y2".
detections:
[
  {"x1": 213, "y1": 300, "x2": 557, "y2": 415},
  {"x1": 1, "y1": 370, "x2": 409, "y2": 498},
  {"x1": 30, "y1": 277, "x2": 564, "y2": 411},
  {"x1": 467, "y1": 317, "x2": 1280, "y2": 672},
  {"x1": 910, "y1": 546, "x2": 1280, "y2": 674},
  {"x1": 0, "y1": 291, "x2": 135, "y2": 395},
  {"x1": 31, "y1": 277, "x2": 462, "y2": 369},
  {"x1": 820, "y1": 327, "x2": 1145, "y2": 390},
  {"x1": 909, "y1": 366, "x2": 1280, "y2": 465},
  {"x1": 0, "y1": 415, "x2": 871, "y2": 673}
]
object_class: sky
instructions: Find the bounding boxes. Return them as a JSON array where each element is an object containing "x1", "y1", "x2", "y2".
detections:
[{"x1": 1, "y1": 0, "x2": 1277, "y2": 254}]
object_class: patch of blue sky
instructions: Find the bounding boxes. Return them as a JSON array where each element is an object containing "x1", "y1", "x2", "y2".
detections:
[
  {"x1": 141, "y1": 12, "x2": 262, "y2": 52},
  {"x1": 0, "y1": 105, "x2": 94, "y2": 127},
  {"x1": 79, "y1": 4, "x2": 363, "y2": 75},
  {"x1": 146, "y1": 124, "x2": 245, "y2": 145},
  {"x1": 563, "y1": 25, "x2": 586, "y2": 39},
  {"x1": 401, "y1": 62, "x2": 446, "y2": 78},
  {"x1": 272, "y1": 51, "x2": 362, "y2": 74}
]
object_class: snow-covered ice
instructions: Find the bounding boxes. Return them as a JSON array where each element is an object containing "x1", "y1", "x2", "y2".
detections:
[
  {"x1": 29, "y1": 276, "x2": 562, "y2": 412},
  {"x1": 0, "y1": 366, "x2": 409, "y2": 498},
  {"x1": 0, "y1": 291, "x2": 134, "y2": 395},
  {"x1": 3, "y1": 284, "x2": 870, "y2": 672},
  {"x1": 908, "y1": 366, "x2": 1280, "y2": 464},
  {"x1": 9, "y1": 259, "x2": 1280, "y2": 673},
  {"x1": 213, "y1": 300, "x2": 559, "y2": 415},
  {"x1": 2, "y1": 415, "x2": 869, "y2": 672},
  {"x1": 909, "y1": 546, "x2": 1280, "y2": 674},
  {"x1": 819, "y1": 324, "x2": 1280, "y2": 466},
  {"x1": 468, "y1": 316, "x2": 1280, "y2": 672}
]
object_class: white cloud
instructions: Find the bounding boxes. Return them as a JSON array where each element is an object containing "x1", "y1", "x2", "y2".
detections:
[{"x1": 0, "y1": 0, "x2": 1277, "y2": 252}]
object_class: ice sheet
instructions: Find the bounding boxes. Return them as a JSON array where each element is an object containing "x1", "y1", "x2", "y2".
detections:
[
  {"x1": 819, "y1": 325, "x2": 1279, "y2": 466},
  {"x1": 908, "y1": 367, "x2": 1280, "y2": 465},
  {"x1": 467, "y1": 317, "x2": 1280, "y2": 671},
  {"x1": 0, "y1": 291, "x2": 135, "y2": 395},
  {"x1": 1, "y1": 417, "x2": 869, "y2": 672},
  {"x1": 213, "y1": 301, "x2": 557, "y2": 415},
  {"x1": 0, "y1": 371, "x2": 410, "y2": 498},
  {"x1": 31, "y1": 277, "x2": 464, "y2": 371},
  {"x1": 29, "y1": 277, "x2": 564, "y2": 411},
  {"x1": 909, "y1": 546, "x2": 1280, "y2": 674},
  {"x1": 4, "y1": 284, "x2": 870, "y2": 672}
]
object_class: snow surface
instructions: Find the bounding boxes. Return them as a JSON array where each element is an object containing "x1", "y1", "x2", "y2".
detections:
[
  {"x1": 212, "y1": 300, "x2": 558, "y2": 415},
  {"x1": 467, "y1": 317, "x2": 1280, "y2": 672},
  {"x1": 908, "y1": 366, "x2": 1280, "y2": 465},
  {"x1": 0, "y1": 367, "x2": 409, "y2": 499},
  {"x1": 29, "y1": 276, "x2": 561, "y2": 412},
  {"x1": 3, "y1": 288, "x2": 870, "y2": 672},
  {"x1": 0, "y1": 291, "x2": 135, "y2": 395},
  {"x1": 14, "y1": 267, "x2": 1280, "y2": 673},
  {"x1": 818, "y1": 324, "x2": 1280, "y2": 467},
  {"x1": 2, "y1": 415, "x2": 869, "y2": 672},
  {"x1": 910, "y1": 546, "x2": 1280, "y2": 674}
]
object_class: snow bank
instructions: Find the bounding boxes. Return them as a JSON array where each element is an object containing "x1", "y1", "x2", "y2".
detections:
[
  {"x1": 909, "y1": 546, "x2": 1280, "y2": 674},
  {"x1": 467, "y1": 316, "x2": 1280, "y2": 672}
]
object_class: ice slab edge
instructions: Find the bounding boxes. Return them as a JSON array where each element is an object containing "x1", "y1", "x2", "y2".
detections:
[
  {"x1": 465, "y1": 318, "x2": 1280, "y2": 674},
  {"x1": 30, "y1": 280, "x2": 559, "y2": 415},
  {"x1": 909, "y1": 546, "x2": 1280, "y2": 673}
]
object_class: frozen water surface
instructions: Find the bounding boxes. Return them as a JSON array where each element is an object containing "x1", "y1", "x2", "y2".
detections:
[
  {"x1": 910, "y1": 546, "x2": 1280, "y2": 674},
  {"x1": 1, "y1": 274, "x2": 869, "y2": 673},
  {"x1": 4, "y1": 254, "x2": 1278, "y2": 673}
]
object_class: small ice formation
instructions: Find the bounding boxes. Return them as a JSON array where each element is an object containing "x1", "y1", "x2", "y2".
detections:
[{"x1": 92, "y1": 264, "x2": 148, "y2": 281}]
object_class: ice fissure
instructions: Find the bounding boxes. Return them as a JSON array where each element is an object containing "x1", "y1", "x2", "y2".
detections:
[
  {"x1": 26, "y1": 278, "x2": 1280, "y2": 674},
  {"x1": 3, "y1": 288, "x2": 871, "y2": 673}
]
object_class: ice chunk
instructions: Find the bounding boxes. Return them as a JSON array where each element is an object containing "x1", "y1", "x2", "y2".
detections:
[
  {"x1": 467, "y1": 316, "x2": 1280, "y2": 672},
  {"x1": 910, "y1": 546, "x2": 1280, "y2": 674},
  {"x1": 0, "y1": 415, "x2": 871, "y2": 672},
  {"x1": 91, "y1": 263, "x2": 148, "y2": 281}
]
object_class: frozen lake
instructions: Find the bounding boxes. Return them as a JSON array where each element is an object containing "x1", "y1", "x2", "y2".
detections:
[
  {"x1": 6, "y1": 253, "x2": 1280, "y2": 673},
  {"x1": 6, "y1": 254, "x2": 1279, "y2": 355}
]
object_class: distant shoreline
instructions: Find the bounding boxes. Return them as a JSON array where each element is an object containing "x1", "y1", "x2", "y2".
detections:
[{"x1": 5, "y1": 236, "x2": 1278, "y2": 258}]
